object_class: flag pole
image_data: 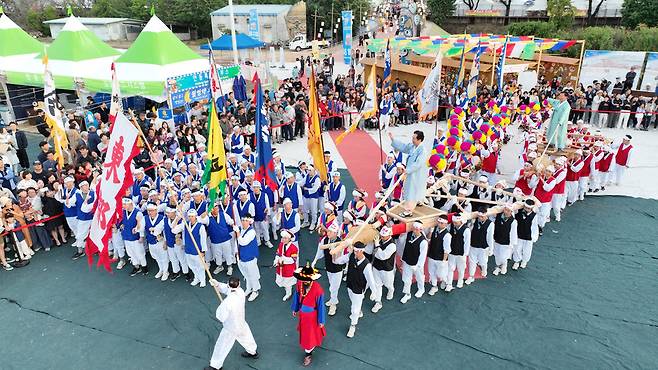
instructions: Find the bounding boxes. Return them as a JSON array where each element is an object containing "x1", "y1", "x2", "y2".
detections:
[{"x1": 228, "y1": 0, "x2": 239, "y2": 66}]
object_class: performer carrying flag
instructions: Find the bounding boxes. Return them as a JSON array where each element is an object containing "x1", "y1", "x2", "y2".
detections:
[
  {"x1": 42, "y1": 51, "x2": 69, "y2": 168},
  {"x1": 307, "y1": 67, "x2": 328, "y2": 183},
  {"x1": 335, "y1": 58, "x2": 378, "y2": 144},
  {"x1": 467, "y1": 40, "x2": 482, "y2": 102},
  {"x1": 383, "y1": 39, "x2": 391, "y2": 90},
  {"x1": 417, "y1": 50, "x2": 443, "y2": 121},
  {"x1": 202, "y1": 50, "x2": 229, "y2": 206},
  {"x1": 252, "y1": 74, "x2": 278, "y2": 191}
]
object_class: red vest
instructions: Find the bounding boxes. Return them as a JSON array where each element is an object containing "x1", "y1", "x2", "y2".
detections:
[
  {"x1": 580, "y1": 154, "x2": 593, "y2": 177},
  {"x1": 514, "y1": 170, "x2": 533, "y2": 195},
  {"x1": 594, "y1": 150, "x2": 604, "y2": 171},
  {"x1": 482, "y1": 152, "x2": 498, "y2": 173},
  {"x1": 275, "y1": 242, "x2": 298, "y2": 278},
  {"x1": 615, "y1": 144, "x2": 632, "y2": 166},
  {"x1": 599, "y1": 153, "x2": 614, "y2": 172},
  {"x1": 553, "y1": 168, "x2": 567, "y2": 194},
  {"x1": 534, "y1": 177, "x2": 554, "y2": 203},
  {"x1": 566, "y1": 160, "x2": 582, "y2": 181}
]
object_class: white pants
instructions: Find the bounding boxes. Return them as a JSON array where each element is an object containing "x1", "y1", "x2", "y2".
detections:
[
  {"x1": 551, "y1": 193, "x2": 565, "y2": 221},
  {"x1": 401, "y1": 261, "x2": 425, "y2": 295},
  {"x1": 578, "y1": 177, "x2": 589, "y2": 200},
  {"x1": 186, "y1": 253, "x2": 206, "y2": 286},
  {"x1": 303, "y1": 198, "x2": 319, "y2": 226},
  {"x1": 597, "y1": 113, "x2": 608, "y2": 128},
  {"x1": 253, "y1": 221, "x2": 270, "y2": 243},
  {"x1": 125, "y1": 240, "x2": 147, "y2": 267},
  {"x1": 447, "y1": 255, "x2": 466, "y2": 286},
  {"x1": 75, "y1": 219, "x2": 92, "y2": 250},
  {"x1": 210, "y1": 240, "x2": 235, "y2": 266},
  {"x1": 380, "y1": 114, "x2": 390, "y2": 129},
  {"x1": 599, "y1": 171, "x2": 611, "y2": 187},
  {"x1": 110, "y1": 231, "x2": 125, "y2": 258},
  {"x1": 538, "y1": 202, "x2": 551, "y2": 227},
  {"x1": 210, "y1": 327, "x2": 258, "y2": 369},
  {"x1": 614, "y1": 165, "x2": 626, "y2": 185},
  {"x1": 427, "y1": 259, "x2": 449, "y2": 287},
  {"x1": 269, "y1": 209, "x2": 278, "y2": 235},
  {"x1": 174, "y1": 246, "x2": 189, "y2": 274},
  {"x1": 65, "y1": 216, "x2": 78, "y2": 246},
  {"x1": 166, "y1": 246, "x2": 184, "y2": 274},
  {"x1": 591, "y1": 170, "x2": 602, "y2": 190},
  {"x1": 468, "y1": 248, "x2": 488, "y2": 277},
  {"x1": 348, "y1": 288, "x2": 365, "y2": 326},
  {"x1": 566, "y1": 181, "x2": 579, "y2": 204},
  {"x1": 371, "y1": 268, "x2": 395, "y2": 302},
  {"x1": 326, "y1": 271, "x2": 342, "y2": 305},
  {"x1": 493, "y1": 242, "x2": 512, "y2": 267},
  {"x1": 617, "y1": 111, "x2": 630, "y2": 128},
  {"x1": 148, "y1": 242, "x2": 169, "y2": 274},
  {"x1": 512, "y1": 240, "x2": 534, "y2": 263},
  {"x1": 238, "y1": 259, "x2": 261, "y2": 292}
]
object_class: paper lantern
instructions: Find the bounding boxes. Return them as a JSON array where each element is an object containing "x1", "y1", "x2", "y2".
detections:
[
  {"x1": 449, "y1": 127, "x2": 461, "y2": 136},
  {"x1": 493, "y1": 105, "x2": 501, "y2": 114},
  {"x1": 525, "y1": 107, "x2": 531, "y2": 114},
  {"x1": 469, "y1": 105, "x2": 478, "y2": 114},
  {"x1": 428, "y1": 153, "x2": 441, "y2": 169},
  {"x1": 436, "y1": 158, "x2": 447, "y2": 172},
  {"x1": 519, "y1": 104, "x2": 527, "y2": 112},
  {"x1": 446, "y1": 136, "x2": 457, "y2": 147},
  {"x1": 460, "y1": 141, "x2": 472, "y2": 152},
  {"x1": 472, "y1": 130, "x2": 483, "y2": 142},
  {"x1": 436, "y1": 144, "x2": 448, "y2": 155},
  {"x1": 469, "y1": 145, "x2": 477, "y2": 154},
  {"x1": 487, "y1": 100, "x2": 496, "y2": 109},
  {"x1": 453, "y1": 139, "x2": 462, "y2": 150},
  {"x1": 450, "y1": 118, "x2": 461, "y2": 128},
  {"x1": 454, "y1": 107, "x2": 463, "y2": 115},
  {"x1": 449, "y1": 114, "x2": 458, "y2": 121},
  {"x1": 500, "y1": 106, "x2": 509, "y2": 114},
  {"x1": 533, "y1": 104, "x2": 541, "y2": 112},
  {"x1": 492, "y1": 115, "x2": 502, "y2": 125},
  {"x1": 480, "y1": 124, "x2": 490, "y2": 133}
]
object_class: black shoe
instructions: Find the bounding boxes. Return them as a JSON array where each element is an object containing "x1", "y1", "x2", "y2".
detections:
[
  {"x1": 71, "y1": 251, "x2": 84, "y2": 260},
  {"x1": 185, "y1": 272, "x2": 193, "y2": 282},
  {"x1": 241, "y1": 351, "x2": 259, "y2": 359},
  {"x1": 601, "y1": 186, "x2": 605, "y2": 191},
  {"x1": 142, "y1": 266, "x2": 149, "y2": 275},
  {"x1": 593, "y1": 189, "x2": 599, "y2": 193},
  {"x1": 539, "y1": 227, "x2": 543, "y2": 236},
  {"x1": 130, "y1": 267, "x2": 140, "y2": 276},
  {"x1": 170, "y1": 272, "x2": 180, "y2": 281}
]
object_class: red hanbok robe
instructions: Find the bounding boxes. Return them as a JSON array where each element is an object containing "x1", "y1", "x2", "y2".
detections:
[{"x1": 291, "y1": 281, "x2": 326, "y2": 350}]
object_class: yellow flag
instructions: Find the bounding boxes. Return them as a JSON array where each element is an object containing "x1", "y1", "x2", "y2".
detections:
[
  {"x1": 42, "y1": 53, "x2": 68, "y2": 168},
  {"x1": 202, "y1": 54, "x2": 228, "y2": 205},
  {"x1": 307, "y1": 67, "x2": 328, "y2": 182},
  {"x1": 335, "y1": 60, "x2": 377, "y2": 144}
]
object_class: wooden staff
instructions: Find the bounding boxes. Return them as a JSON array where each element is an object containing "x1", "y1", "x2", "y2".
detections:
[
  {"x1": 427, "y1": 193, "x2": 509, "y2": 207},
  {"x1": 442, "y1": 173, "x2": 540, "y2": 205}
]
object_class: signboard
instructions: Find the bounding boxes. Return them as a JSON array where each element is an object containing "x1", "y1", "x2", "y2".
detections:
[
  {"x1": 503, "y1": 63, "x2": 530, "y2": 74},
  {"x1": 640, "y1": 52, "x2": 658, "y2": 93},
  {"x1": 341, "y1": 11, "x2": 353, "y2": 65},
  {"x1": 464, "y1": 9, "x2": 502, "y2": 16},
  {"x1": 167, "y1": 71, "x2": 211, "y2": 108},
  {"x1": 248, "y1": 9, "x2": 260, "y2": 41},
  {"x1": 579, "y1": 50, "x2": 646, "y2": 88}
]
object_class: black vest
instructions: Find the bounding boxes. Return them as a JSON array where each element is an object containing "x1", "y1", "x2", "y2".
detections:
[
  {"x1": 450, "y1": 225, "x2": 466, "y2": 256},
  {"x1": 322, "y1": 237, "x2": 345, "y2": 273},
  {"x1": 346, "y1": 254, "x2": 368, "y2": 294},
  {"x1": 428, "y1": 227, "x2": 449, "y2": 260},
  {"x1": 373, "y1": 238, "x2": 396, "y2": 271},
  {"x1": 494, "y1": 214, "x2": 514, "y2": 245},
  {"x1": 471, "y1": 219, "x2": 491, "y2": 249},
  {"x1": 402, "y1": 232, "x2": 426, "y2": 266},
  {"x1": 515, "y1": 211, "x2": 536, "y2": 241}
]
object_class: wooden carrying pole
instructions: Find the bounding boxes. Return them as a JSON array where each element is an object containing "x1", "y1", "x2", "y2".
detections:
[{"x1": 575, "y1": 40, "x2": 586, "y2": 87}]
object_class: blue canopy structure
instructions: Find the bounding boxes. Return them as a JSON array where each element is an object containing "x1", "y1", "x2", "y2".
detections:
[{"x1": 201, "y1": 33, "x2": 265, "y2": 50}]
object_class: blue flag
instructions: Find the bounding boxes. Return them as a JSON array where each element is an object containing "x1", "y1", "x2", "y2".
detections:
[
  {"x1": 496, "y1": 37, "x2": 509, "y2": 90},
  {"x1": 252, "y1": 74, "x2": 277, "y2": 191},
  {"x1": 383, "y1": 40, "x2": 391, "y2": 90}
]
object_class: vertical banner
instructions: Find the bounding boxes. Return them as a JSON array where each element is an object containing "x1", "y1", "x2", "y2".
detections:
[
  {"x1": 248, "y1": 9, "x2": 260, "y2": 41},
  {"x1": 341, "y1": 10, "x2": 353, "y2": 65}
]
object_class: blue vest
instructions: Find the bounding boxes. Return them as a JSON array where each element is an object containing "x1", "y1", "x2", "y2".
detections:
[
  {"x1": 76, "y1": 191, "x2": 95, "y2": 221},
  {"x1": 237, "y1": 200, "x2": 253, "y2": 218},
  {"x1": 381, "y1": 163, "x2": 396, "y2": 188},
  {"x1": 238, "y1": 227, "x2": 259, "y2": 262},
  {"x1": 208, "y1": 211, "x2": 232, "y2": 244},
  {"x1": 328, "y1": 182, "x2": 344, "y2": 210},
  {"x1": 250, "y1": 193, "x2": 267, "y2": 221},
  {"x1": 183, "y1": 222, "x2": 204, "y2": 255},
  {"x1": 163, "y1": 218, "x2": 178, "y2": 247},
  {"x1": 242, "y1": 153, "x2": 255, "y2": 164},
  {"x1": 192, "y1": 200, "x2": 207, "y2": 215},
  {"x1": 231, "y1": 134, "x2": 243, "y2": 154},
  {"x1": 144, "y1": 214, "x2": 164, "y2": 245},
  {"x1": 228, "y1": 161, "x2": 240, "y2": 174},
  {"x1": 305, "y1": 175, "x2": 321, "y2": 199},
  {"x1": 263, "y1": 187, "x2": 275, "y2": 207},
  {"x1": 121, "y1": 209, "x2": 140, "y2": 241},
  {"x1": 231, "y1": 184, "x2": 245, "y2": 200},
  {"x1": 282, "y1": 210, "x2": 298, "y2": 239},
  {"x1": 61, "y1": 187, "x2": 78, "y2": 217},
  {"x1": 283, "y1": 183, "x2": 300, "y2": 208},
  {"x1": 326, "y1": 159, "x2": 335, "y2": 174},
  {"x1": 132, "y1": 177, "x2": 150, "y2": 197}
]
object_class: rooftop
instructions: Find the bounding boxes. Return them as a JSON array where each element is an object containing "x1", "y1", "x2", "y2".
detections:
[
  {"x1": 210, "y1": 4, "x2": 292, "y2": 17},
  {"x1": 43, "y1": 17, "x2": 143, "y2": 25}
]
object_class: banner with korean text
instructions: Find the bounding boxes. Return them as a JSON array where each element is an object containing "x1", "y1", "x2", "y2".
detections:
[{"x1": 341, "y1": 11, "x2": 353, "y2": 65}]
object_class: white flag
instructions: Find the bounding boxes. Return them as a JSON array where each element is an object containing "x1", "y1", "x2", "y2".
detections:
[{"x1": 417, "y1": 52, "x2": 443, "y2": 121}]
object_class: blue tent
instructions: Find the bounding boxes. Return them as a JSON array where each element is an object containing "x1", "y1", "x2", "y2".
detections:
[{"x1": 200, "y1": 33, "x2": 264, "y2": 50}]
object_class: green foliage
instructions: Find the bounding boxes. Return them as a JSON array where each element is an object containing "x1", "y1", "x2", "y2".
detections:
[
  {"x1": 25, "y1": 5, "x2": 58, "y2": 36},
  {"x1": 306, "y1": 0, "x2": 370, "y2": 39},
  {"x1": 92, "y1": 0, "x2": 133, "y2": 18},
  {"x1": 506, "y1": 21, "x2": 557, "y2": 38},
  {"x1": 547, "y1": 0, "x2": 575, "y2": 30},
  {"x1": 621, "y1": 0, "x2": 658, "y2": 29},
  {"x1": 426, "y1": 0, "x2": 456, "y2": 25}
]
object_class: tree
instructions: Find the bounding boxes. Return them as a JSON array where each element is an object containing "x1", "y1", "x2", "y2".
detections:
[
  {"x1": 499, "y1": 0, "x2": 512, "y2": 25},
  {"x1": 547, "y1": 0, "x2": 575, "y2": 30},
  {"x1": 621, "y1": 0, "x2": 658, "y2": 28},
  {"x1": 462, "y1": 0, "x2": 480, "y2": 11},
  {"x1": 586, "y1": 0, "x2": 606, "y2": 26},
  {"x1": 306, "y1": 0, "x2": 369, "y2": 39},
  {"x1": 427, "y1": 0, "x2": 456, "y2": 25},
  {"x1": 92, "y1": 0, "x2": 133, "y2": 18},
  {"x1": 25, "y1": 4, "x2": 58, "y2": 36}
]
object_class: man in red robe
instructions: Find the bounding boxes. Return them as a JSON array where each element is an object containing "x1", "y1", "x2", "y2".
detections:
[
  {"x1": 274, "y1": 230, "x2": 298, "y2": 301},
  {"x1": 291, "y1": 262, "x2": 326, "y2": 367}
]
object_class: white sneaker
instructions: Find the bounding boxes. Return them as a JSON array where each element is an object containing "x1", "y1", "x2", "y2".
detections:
[
  {"x1": 456, "y1": 279, "x2": 464, "y2": 288},
  {"x1": 328, "y1": 304, "x2": 337, "y2": 316},
  {"x1": 161, "y1": 272, "x2": 169, "y2": 281},
  {"x1": 520, "y1": 261, "x2": 528, "y2": 269},
  {"x1": 414, "y1": 290, "x2": 424, "y2": 298},
  {"x1": 213, "y1": 266, "x2": 224, "y2": 274},
  {"x1": 155, "y1": 271, "x2": 163, "y2": 279},
  {"x1": 501, "y1": 265, "x2": 508, "y2": 275},
  {"x1": 512, "y1": 262, "x2": 520, "y2": 270},
  {"x1": 428, "y1": 286, "x2": 439, "y2": 296},
  {"x1": 445, "y1": 285, "x2": 453, "y2": 292},
  {"x1": 325, "y1": 301, "x2": 332, "y2": 307},
  {"x1": 493, "y1": 267, "x2": 500, "y2": 276},
  {"x1": 116, "y1": 259, "x2": 126, "y2": 270},
  {"x1": 346, "y1": 325, "x2": 356, "y2": 338},
  {"x1": 227, "y1": 266, "x2": 233, "y2": 275},
  {"x1": 386, "y1": 289, "x2": 394, "y2": 300},
  {"x1": 440, "y1": 281, "x2": 446, "y2": 290},
  {"x1": 199, "y1": 282, "x2": 206, "y2": 288},
  {"x1": 400, "y1": 294, "x2": 411, "y2": 304},
  {"x1": 282, "y1": 292, "x2": 292, "y2": 301},
  {"x1": 266, "y1": 241, "x2": 274, "y2": 249},
  {"x1": 465, "y1": 277, "x2": 474, "y2": 285},
  {"x1": 481, "y1": 270, "x2": 487, "y2": 278},
  {"x1": 301, "y1": 222, "x2": 310, "y2": 228},
  {"x1": 191, "y1": 279, "x2": 200, "y2": 286},
  {"x1": 359, "y1": 311, "x2": 363, "y2": 318},
  {"x1": 371, "y1": 302, "x2": 382, "y2": 313},
  {"x1": 248, "y1": 291, "x2": 259, "y2": 301}
]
